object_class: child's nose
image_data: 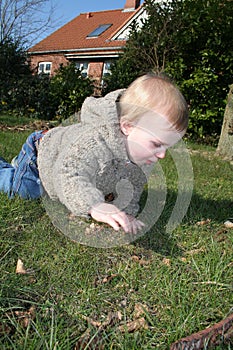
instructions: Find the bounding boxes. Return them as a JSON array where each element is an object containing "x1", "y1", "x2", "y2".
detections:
[{"x1": 156, "y1": 149, "x2": 166, "y2": 159}]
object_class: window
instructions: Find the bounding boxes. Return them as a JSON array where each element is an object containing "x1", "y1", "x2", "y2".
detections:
[
  {"x1": 38, "y1": 62, "x2": 52, "y2": 75},
  {"x1": 87, "y1": 24, "x2": 112, "y2": 38},
  {"x1": 102, "y1": 61, "x2": 112, "y2": 77},
  {"x1": 101, "y1": 61, "x2": 113, "y2": 87},
  {"x1": 75, "y1": 62, "x2": 89, "y2": 77}
]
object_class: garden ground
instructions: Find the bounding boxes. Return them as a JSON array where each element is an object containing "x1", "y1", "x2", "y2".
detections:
[{"x1": 0, "y1": 115, "x2": 232, "y2": 349}]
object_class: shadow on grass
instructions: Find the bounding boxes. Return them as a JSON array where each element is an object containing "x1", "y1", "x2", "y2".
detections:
[
  {"x1": 0, "y1": 187, "x2": 232, "y2": 257},
  {"x1": 134, "y1": 188, "x2": 233, "y2": 256}
]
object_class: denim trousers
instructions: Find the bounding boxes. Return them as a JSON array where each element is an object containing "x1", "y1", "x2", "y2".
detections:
[{"x1": 0, "y1": 131, "x2": 45, "y2": 199}]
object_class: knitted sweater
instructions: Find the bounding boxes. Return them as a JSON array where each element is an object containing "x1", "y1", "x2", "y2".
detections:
[{"x1": 37, "y1": 90, "x2": 150, "y2": 217}]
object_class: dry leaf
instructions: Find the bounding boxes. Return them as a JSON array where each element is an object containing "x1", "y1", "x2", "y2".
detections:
[
  {"x1": 16, "y1": 258, "x2": 35, "y2": 275},
  {"x1": 131, "y1": 255, "x2": 140, "y2": 262},
  {"x1": 181, "y1": 257, "x2": 187, "y2": 262},
  {"x1": 68, "y1": 213, "x2": 76, "y2": 220},
  {"x1": 118, "y1": 317, "x2": 148, "y2": 333},
  {"x1": 131, "y1": 255, "x2": 150, "y2": 266},
  {"x1": 224, "y1": 220, "x2": 233, "y2": 228},
  {"x1": 185, "y1": 247, "x2": 205, "y2": 256},
  {"x1": 215, "y1": 228, "x2": 228, "y2": 236},
  {"x1": 94, "y1": 273, "x2": 119, "y2": 286},
  {"x1": 133, "y1": 303, "x2": 149, "y2": 319},
  {"x1": 14, "y1": 305, "x2": 36, "y2": 328},
  {"x1": 0, "y1": 306, "x2": 36, "y2": 336},
  {"x1": 102, "y1": 274, "x2": 119, "y2": 284},
  {"x1": 162, "y1": 258, "x2": 171, "y2": 266},
  {"x1": 74, "y1": 328, "x2": 104, "y2": 350},
  {"x1": 81, "y1": 315, "x2": 102, "y2": 328},
  {"x1": 139, "y1": 259, "x2": 150, "y2": 266},
  {"x1": 0, "y1": 323, "x2": 12, "y2": 335},
  {"x1": 196, "y1": 219, "x2": 211, "y2": 226},
  {"x1": 81, "y1": 311, "x2": 122, "y2": 330},
  {"x1": 16, "y1": 259, "x2": 27, "y2": 274},
  {"x1": 101, "y1": 311, "x2": 122, "y2": 328}
]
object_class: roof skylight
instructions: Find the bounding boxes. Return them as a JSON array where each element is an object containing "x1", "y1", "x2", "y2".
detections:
[{"x1": 87, "y1": 24, "x2": 112, "y2": 38}]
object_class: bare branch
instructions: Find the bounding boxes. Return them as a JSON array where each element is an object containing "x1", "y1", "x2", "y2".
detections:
[{"x1": 0, "y1": 0, "x2": 57, "y2": 46}]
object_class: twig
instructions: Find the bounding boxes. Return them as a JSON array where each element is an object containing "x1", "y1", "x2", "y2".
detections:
[{"x1": 193, "y1": 281, "x2": 231, "y2": 288}]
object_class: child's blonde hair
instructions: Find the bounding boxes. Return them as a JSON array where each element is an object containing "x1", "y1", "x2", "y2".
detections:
[{"x1": 119, "y1": 73, "x2": 189, "y2": 132}]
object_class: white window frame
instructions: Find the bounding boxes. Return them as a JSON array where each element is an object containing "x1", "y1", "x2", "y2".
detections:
[
  {"x1": 102, "y1": 61, "x2": 112, "y2": 78},
  {"x1": 75, "y1": 62, "x2": 89, "y2": 77},
  {"x1": 38, "y1": 61, "x2": 52, "y2": 75}
]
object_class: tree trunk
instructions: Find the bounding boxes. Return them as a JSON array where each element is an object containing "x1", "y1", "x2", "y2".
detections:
[{"x1": 216, "y1": 84, "x2": 233, "y2": 161}]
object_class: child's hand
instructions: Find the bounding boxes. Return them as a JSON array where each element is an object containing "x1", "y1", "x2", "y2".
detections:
[{"x1": 89, "y1": 203, "x2": 144, "y2": 234}]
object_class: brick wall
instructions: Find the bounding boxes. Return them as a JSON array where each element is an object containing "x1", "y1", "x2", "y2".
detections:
[
  {"x1": 29, "y1": 54, "x2": 105, "y2": 83},
  {"x1": 29, "y1": 54, "x2": 107, "y2": 95},
  {"x1": 88, "y1": 62, "x2": 104, "y2": 82},
  {"x1": 29, "y1": 54, "x2": 69, "y2": 75}
]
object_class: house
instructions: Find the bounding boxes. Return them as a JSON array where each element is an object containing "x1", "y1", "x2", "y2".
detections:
[{"x1": 28, "y1": 0, "x2": 146, "y2": 90}]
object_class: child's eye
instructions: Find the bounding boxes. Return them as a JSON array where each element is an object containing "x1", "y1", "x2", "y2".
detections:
[{"x1": 152, "y1": 142, "x2": 161, "y2": 148}]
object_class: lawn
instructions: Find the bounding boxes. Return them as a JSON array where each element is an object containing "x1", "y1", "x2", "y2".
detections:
[{"x1": 0, "y1": 115, "x2": 232, "y2": 350}]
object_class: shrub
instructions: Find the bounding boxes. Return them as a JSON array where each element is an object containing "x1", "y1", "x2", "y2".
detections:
[
  {"x1": 50, "y1": 63, "x2": 94, "y2": 121},
  {"x1": 103, "y1": 0, "x2": 233, "y2": 143}
]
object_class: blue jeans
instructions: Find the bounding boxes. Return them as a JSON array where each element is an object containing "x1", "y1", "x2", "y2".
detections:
[{"x1": 0, "y1": 131, "x2": 45, "y2": 199}]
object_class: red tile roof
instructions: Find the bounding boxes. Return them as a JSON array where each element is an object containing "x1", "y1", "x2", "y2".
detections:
[{"x1": 29, "y1": 8, "x2": 141, "y2": 53}]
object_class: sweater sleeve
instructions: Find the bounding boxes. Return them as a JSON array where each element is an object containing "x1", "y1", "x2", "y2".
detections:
[
  {"x1": 118, "y1": 168, "x2": 148, "y2": 217},
  {"x1": 52, "y1": 137, "x2": 107, "y2": 217}
]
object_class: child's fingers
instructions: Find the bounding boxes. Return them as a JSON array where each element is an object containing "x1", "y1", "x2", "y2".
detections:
[
  {"x1": 111, "y1": 212, "x2": 131, "y2": 233},
  {"x1": 129, "y1": 219, "x2": 145, "y2": 234},
  {"x1": 112, "y1": 214, "x2": 145, "y2": 234},
  {"x1": 89, "y1": 203, "x2": 145, "y2": 234},
  {"x1": 105, "y1": 216, "x2": 121, "y2": 231},
  {"x1": 125, "y1": 215, "x2": 145, "y2": 234}
]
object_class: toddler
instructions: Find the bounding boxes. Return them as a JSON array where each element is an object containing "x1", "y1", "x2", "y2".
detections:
[{"x1": 0, "y1": 73, "x2": 188, "y2": 234}]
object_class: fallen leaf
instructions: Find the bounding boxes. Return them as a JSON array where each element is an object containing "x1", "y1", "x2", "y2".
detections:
[
  {"x1": 94, "y1": 273, "x2": 119, "y2": 286},
  {"x1": 133, "y1": 303, "x2": 149, "y2": 319},
  {"x1": 0, "y1": 323, "x2": 12, "y2": 335},
  {"x1": 118, "y1": 317, "x2": 148, "y2": 333},
  {"x1": 68, "y1": 213, "x2": 76, "y2": 220},
  {"x1": 16, "y1": 259, "x2": 27, "y2": 274},
  {"x1": 102, "y1": 274, "x2": 119, "y2": 284},
  {"x1": 14, "y1": 305, "x2": 36, "y2": 328},
  {"x1": 196, "y1": 219, "x2": 211, "y2": 226},
  {"x1": 120, "y1": 299, "x2": 127, "y2": 307},
  {"x1": 185, "y1": 247, "x2": 205, "y2": 255},
  {"x1": 101, "y1": 311, "x2": 122, "y2": 328},
  {"x1": 131, "y1": 255, "x2": 150, "y2": 266},
  {"x1": 215, "y1": 228, "x2": 228, "y2": 236},
  {"x1": 74, "y1": 328, "x2": 104, "y2": 350},
  {"x1": 162, "y1": 258, "x2": 171, "y2": 266},
  {"x1": 131, "y1": 255, "x2": 140, "y2": 262},
  {"x1": 81, "y1": 311, "x2": 122, "y2": 330},
  {"x1": 139, "y1": 259, "x2": 150, "y2": 266},
  {"x1": 81, "y1": 315, "x2": 101, "y2": 328},
  {"x1": 224, "y1": 220, "x2": 233, "y2": 228},
  {"x1": 15, "y1": 258, "x2": 35, "y2": 275},
  {"x1": 180, "y1": 257, "x2": 187, "y2": 262}
]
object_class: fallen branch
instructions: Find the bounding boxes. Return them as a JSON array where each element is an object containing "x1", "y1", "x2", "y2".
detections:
[{"x1": 170, "y1": 313, "x2": 233, "y2": 350}]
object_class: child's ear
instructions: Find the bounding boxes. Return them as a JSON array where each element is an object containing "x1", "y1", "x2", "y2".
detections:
[{"x1": 120, "y1": 120, "x2": 134, "y2": 136}]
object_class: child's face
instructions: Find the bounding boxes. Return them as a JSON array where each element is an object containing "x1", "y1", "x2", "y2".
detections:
[{"x1": 121, "y1": 112, "x2": 185, "y2": 166}]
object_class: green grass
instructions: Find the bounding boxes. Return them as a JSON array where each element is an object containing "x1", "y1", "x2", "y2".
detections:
[
  {"x1": 0, "y1": 115, "x2": 233, "y2": 349},
  {"x1": 0, "y1": 113, "x2": 34, "y2": 126}
]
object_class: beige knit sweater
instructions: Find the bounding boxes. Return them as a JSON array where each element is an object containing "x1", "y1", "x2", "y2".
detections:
[{"x1": 38, "y1": 90, "x2": 150, "y2": 217}]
